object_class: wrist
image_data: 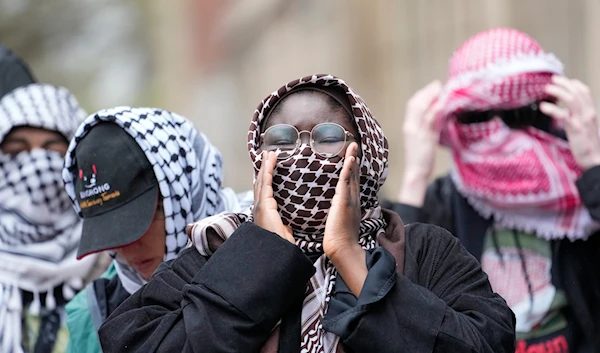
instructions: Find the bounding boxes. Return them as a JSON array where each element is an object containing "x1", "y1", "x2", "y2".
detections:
[
  {"x1": 327, "y1": 243, "x2": 367, "y2": 297},
  {"x1": 326, "y1": 241, "x2": 364, "y2": 265},
  {"x1": 579, "y1": 154, "x2": 600, "y2": 171}
]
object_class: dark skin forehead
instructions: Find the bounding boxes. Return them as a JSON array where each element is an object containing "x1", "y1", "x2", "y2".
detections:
[{"x1": 263, "y1": 91, "x2": 360, "y2": 140}]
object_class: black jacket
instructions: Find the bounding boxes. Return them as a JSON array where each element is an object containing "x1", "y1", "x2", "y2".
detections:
[
  {"x1": 99, "y1": 211, "x2": 515, "y2": 352},
  {"x1": 383, "y1": 165, "x2": 600, "y2": 353}
]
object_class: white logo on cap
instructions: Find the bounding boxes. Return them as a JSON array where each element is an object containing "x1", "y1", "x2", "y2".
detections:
[{"x1": 79, "y1": 165, "x2": 111, "y2": 199}]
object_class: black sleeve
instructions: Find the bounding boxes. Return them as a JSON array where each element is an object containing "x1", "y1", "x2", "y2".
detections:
[
  {"x1": 327, "y1": 224, "x2": 515, "y2": 353},
  {"x1": 576, "y1": 165, "x2": 600, "y2": 221},
  {"x1": 99, "y1": 222, "x2": 316, "y2": 353},
  {"x1": 323, "y1": 247, "x2": 398, "y2": 333},
  {"x1": 383, "y1": 175, "x2": 456, "y2": 233}
]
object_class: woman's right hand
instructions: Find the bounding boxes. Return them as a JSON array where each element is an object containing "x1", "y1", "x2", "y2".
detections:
[
  {"x1": 398, "y1": 81, "x2": 443, "y2": 207},
  {"x1": 541, "y1": 76, "x2": 600, "y2": 171},
  {"x1": 253, "y1": 151, "x2": 295, "y2": 243}
]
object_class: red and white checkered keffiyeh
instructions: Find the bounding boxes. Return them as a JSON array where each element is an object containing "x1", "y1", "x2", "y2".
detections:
[{"x1": 437, "y1": 28, "x2": 599, "y2": 240}]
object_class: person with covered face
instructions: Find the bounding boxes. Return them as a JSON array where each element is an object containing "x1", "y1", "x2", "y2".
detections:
[
  {"x1": 63, "y1": 107, "x2": 252, "y2": 353},
  {"x1": 0, "y1": 84, "x2": 96, "y2": 353},
  {"x1": 388, "y1": 28, "x2": 600, "y2": 352},
  {"x1": 98, "y1": 74, "x2": 515, "y2": 353}
]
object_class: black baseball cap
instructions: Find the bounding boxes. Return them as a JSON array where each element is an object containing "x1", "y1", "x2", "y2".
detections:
[{"x1": 74, "y1": 122, "x2": 159, "y2": 259}]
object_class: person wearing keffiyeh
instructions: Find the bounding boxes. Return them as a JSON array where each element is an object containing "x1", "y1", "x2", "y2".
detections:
[
  {"x1": 62, "y1": 107, "x2": 252, "y2": 353},
  {"x1": 0, "y1": 84, "x2": 96, "y2": 353},
  {"x1": 98, "y1": 74, "x2": 515, "y2": 353},
  {"x1": 388, "y1": 28, "x2": 600, "y2": 353}
]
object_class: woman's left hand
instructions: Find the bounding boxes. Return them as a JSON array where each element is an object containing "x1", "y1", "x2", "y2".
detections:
[
  {"x1": 324, "y1": 142, "x2": 368, "y2": 296},
  {"x1": 324, "y1": 142, "x2": 362, "y2": 261}
]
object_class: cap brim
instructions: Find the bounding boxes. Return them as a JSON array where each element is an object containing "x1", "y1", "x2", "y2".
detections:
[{"x1": 76, "y1": 185, "x2": 159, "y2": 259}]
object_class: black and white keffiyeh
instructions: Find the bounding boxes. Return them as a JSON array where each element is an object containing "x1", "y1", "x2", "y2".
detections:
[
  {"x1": 0, "y1": 84, "x2": 94, "y2": 352},
  {"x1": 63, "y1": 107, "x2": 252, "y2": 293}
]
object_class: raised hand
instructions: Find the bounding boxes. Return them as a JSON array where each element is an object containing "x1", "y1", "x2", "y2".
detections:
[
  {"x1": 324, "y1": 142, "x2": 362, "y2": 260},
  {"x1": 253, "y1": 151, "x2": 295, "y2": 243},
  {"x1": 398, "y1": 80, "x2": 443, "y2": 206},
  {"x1": 540, "y1": 76, "x2": 600, "y2": 170},
  {"x1": 324, "y1": 142, "x2": 367, "y2": 296}
]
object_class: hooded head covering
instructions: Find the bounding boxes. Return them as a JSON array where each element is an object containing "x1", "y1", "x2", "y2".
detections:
[
  {"x1": 436, "y1": 28, "x2": 598, "y2": 240},
  {"x1": 187, "y1": 74, "x2": 389, "y2": 352},
  {"x1": 0, "y1": 84, "x2": 92, "y2": 352},
  {"x1": 0, "y1": 44, "x2": 35, "y2": 99},
  {"x1": 63, "y1": 107, "x2": 252, "y2": 293},
  {"x1": 248, "y1": 79, "x2": 387, "y2": 239}
]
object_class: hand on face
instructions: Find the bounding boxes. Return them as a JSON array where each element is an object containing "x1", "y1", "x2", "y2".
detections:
[
  {"x1": 252, "y1": 151, "x2": 295, "y2": 243},
  {"x1": 540, "y1": 76, "x2": 600, "y2": 170},
  {"x1": 323, "y1": 142, "x2": 362, "y2": 260},
  {"x1": 398, "y1": 81, "x2": 443, "y2": 207},
  {"x1": 402, "y1": 80, "x2": 443, "y2": 181}
]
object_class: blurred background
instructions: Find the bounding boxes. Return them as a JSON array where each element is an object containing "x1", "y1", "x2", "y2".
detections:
[{"x1": 2, "y1": 0, "x2": 599, "y2": 199}]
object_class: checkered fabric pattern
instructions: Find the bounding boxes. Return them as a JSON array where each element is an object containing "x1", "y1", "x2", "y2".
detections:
[
  {"x1": 439, "y1": 27, "x2": 565, "y2": 135},
  {"x1": 0, "y1": 150, "x2": 74, "y2": 245},
  {"x1": 271, "y1": 143, "x2": 345, "y2": 238},
  {"x1": 0, "y1": 82, "x2": 87, "y2": 247},
  {"x1": 0, "y1": 83, "x2": 86, "y2": 141},
  {"x1": 0, "y1": 84, "x2": 94, "y2": 353},
  {"x1": 438, "y1": 28, "x2": 564, "y2": 118},
  {"x1": 437, "y1": 28, "x2": 598, "y2": 240},
  {"x1": 189, "y1": 74, "x2": 389, "y2": 353},
  {"x1": 250, "y1": 74, "x2": 388, "y2": 210},
  {"x1": 63, "y1": 107, "x2": 232, "y2": 262}
]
